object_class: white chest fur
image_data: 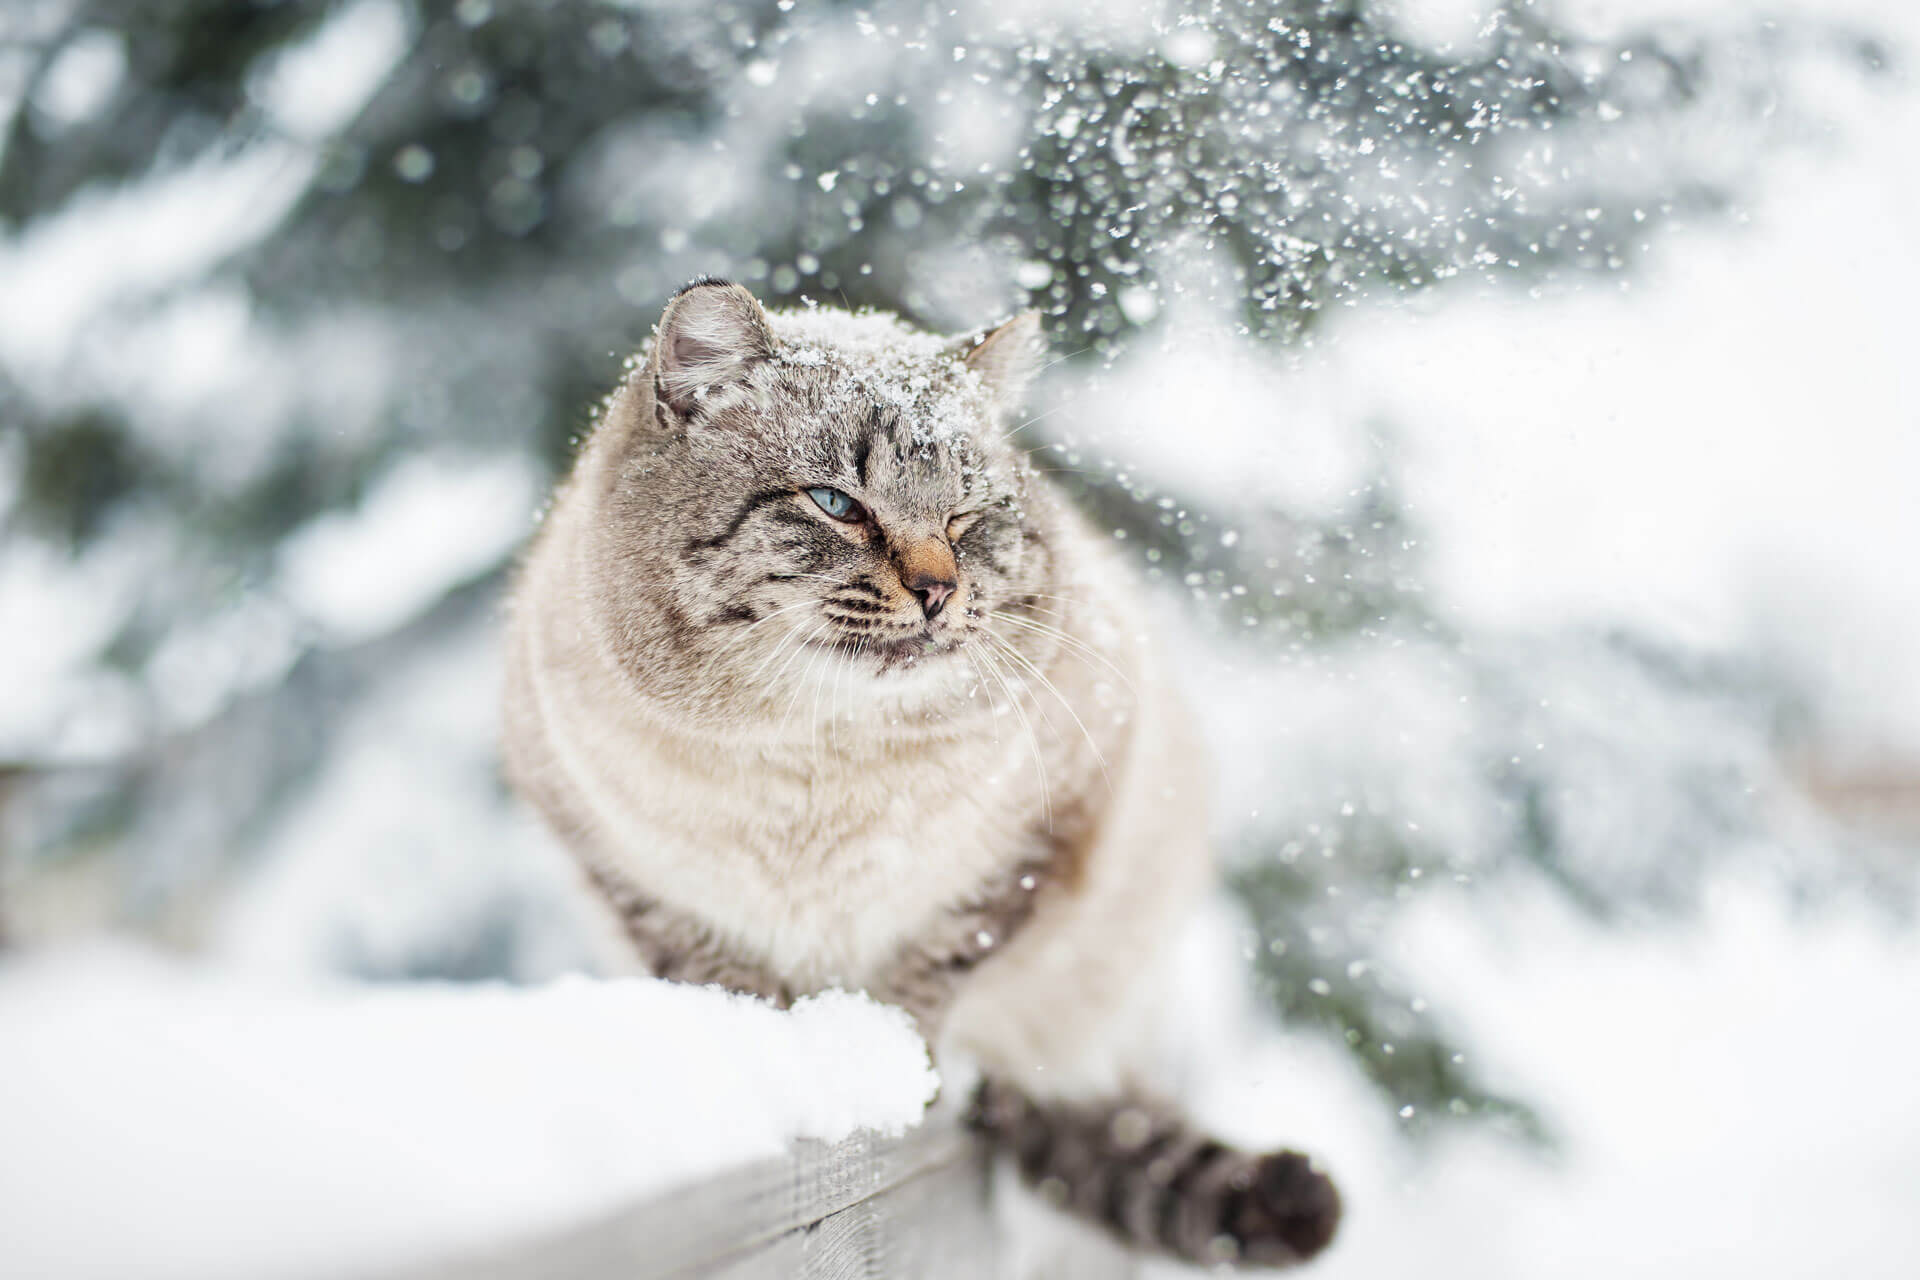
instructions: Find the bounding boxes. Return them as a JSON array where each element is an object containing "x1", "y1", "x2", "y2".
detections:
[{"x1": 548, "y1": 671, "x2": 1040, "y2": 987}]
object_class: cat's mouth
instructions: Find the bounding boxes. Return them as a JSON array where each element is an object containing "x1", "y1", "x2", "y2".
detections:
[{"x1": 816, "y1": 627, "x2": 961, "y2": 671}]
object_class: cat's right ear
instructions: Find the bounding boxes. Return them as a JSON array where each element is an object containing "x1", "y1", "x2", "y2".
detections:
[{"x1": 653, "y1": 278, "x2": 775, "y2": 418}]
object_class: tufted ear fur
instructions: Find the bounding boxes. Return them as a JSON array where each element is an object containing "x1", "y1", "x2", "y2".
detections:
[
  {"x1": 654, "y1": 278, "x2": 776, "y2": 417},
  {"x1": 953, "y1": 311, "x2": 1047, "y2": 414}
]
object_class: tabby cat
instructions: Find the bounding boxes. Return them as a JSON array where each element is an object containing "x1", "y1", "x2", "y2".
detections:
[{"x1": 502, "y1": 279, "x2": 1339, "y2": 1268}]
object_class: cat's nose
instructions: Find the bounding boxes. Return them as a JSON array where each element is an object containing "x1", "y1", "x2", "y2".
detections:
[
  {"x1": 895, "y1": 534, "x2": 959, "y2": 620},
  {"x1": 907, "y1": 575, "x2": 956, "y2": 620}
]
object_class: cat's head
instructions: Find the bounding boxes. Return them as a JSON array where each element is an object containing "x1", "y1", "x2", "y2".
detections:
[{"x1": 601, "y1": 279, "x2": 1063, "y2": 716}]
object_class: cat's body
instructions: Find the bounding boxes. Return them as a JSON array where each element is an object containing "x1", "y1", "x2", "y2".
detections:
[{"x1": 503, "y1": 281, "x2": 1338, "y2": 1267}]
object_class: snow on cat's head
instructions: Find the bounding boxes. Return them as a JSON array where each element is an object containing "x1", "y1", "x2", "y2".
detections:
[{"x1": 606, "y1": 279, "x2": 1068, "y2": 722}]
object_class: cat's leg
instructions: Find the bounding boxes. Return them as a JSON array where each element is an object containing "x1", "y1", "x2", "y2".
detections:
[
  {"x1": 868, "y1": 850, "x2": 1057, "y2": 1037},
  {"x1": 580, "y1": 859, "x2": 794, "y2": 1005}
]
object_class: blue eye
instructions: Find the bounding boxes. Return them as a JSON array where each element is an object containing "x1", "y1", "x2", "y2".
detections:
[{"x1": 807, "y1": 487, "x2": 863, "y2": 522}]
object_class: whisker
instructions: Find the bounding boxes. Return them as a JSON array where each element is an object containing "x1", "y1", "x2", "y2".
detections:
[
  {"x1": 702, "y1": 598, "x2": 820, "y2": 675},
  {"x1": 780, "y1": 571, "x2": 889, "y2": 602},
  {"x1": 984, "y1": 628, "x2": 1112, "y2": 794},
  {"x1": 738, "y1": 605, "x2": 828, "y2": 687},
  {"x1": 723, "y1": 598, "x2": 822, "y2": 647},
  {"x1": 808, "y1": 625, "x2": 844, "y2": 755},
  {"x1": 827, "y1": 628, "x2": 852, "y2": 764},
  {"x1": 1004, "y1": 404, "x2": 1066, "y2": 441},
  {"x1": 777, "y1": 623, "x2": 832, "y2": 736},
  {"x1": 775, "y1": 572, "x2": 855, "y2": 589},
  {"x1": 1010, "y1": 591, "x2": 1091, "y2": 610},
  {"x1": 769, "y1": 619, "x2": 832, "y2": 721},
  {"x1": 990, "y1": 611, "x2": 1138, "y2": 697},
  {"x1": 981, "y1": 629, "x2": 1066, "y2": 743},
  {"x1": 1035, "y1": 345, "x2": 1092, "y2": 376},
  {"x1": 973, "y1": 638, "x2": 1051, "y2": 831},
  {"x1": 960, "y1": 650, "x2": 1002, "y2": 745}
]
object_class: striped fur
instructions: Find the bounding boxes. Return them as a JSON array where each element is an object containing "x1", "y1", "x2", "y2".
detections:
[{"x1": 971, "y1": 1082, "x2": 1341, "y2": 1267}]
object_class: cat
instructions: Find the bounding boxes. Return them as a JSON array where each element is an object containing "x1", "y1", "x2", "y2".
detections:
[{"x1": 501, "y1": 278, "x2": 1340, "y2": 1268}]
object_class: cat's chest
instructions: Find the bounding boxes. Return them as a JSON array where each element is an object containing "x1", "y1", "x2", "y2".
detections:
[{"x1": 623, "y1": 734, "x2": 1032, "y2": 985}]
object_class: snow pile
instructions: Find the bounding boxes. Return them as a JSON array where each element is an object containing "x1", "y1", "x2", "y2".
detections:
[{"x1": 0, "y1": 947, "x2": 937, "y2": 1280}]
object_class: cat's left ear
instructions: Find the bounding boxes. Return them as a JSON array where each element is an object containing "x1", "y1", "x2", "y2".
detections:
[
  {"x1": 653, "y1": 278, "x2": 776, "y2": 418},
  {"x1": 952, "y1": 312, "x2": 1047, "y2": 414}
]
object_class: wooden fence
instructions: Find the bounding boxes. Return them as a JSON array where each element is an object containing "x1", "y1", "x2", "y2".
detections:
[{"x1": 382, "y1": 1122, "x2": 1008, "y2": 1279}]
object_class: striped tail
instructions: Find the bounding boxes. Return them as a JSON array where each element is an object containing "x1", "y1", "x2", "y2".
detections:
[{"x1": 969, "y1": 1080, "x2": 1340, "y2": 1268}]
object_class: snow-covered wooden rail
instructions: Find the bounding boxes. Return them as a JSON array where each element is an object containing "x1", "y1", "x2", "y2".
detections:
[
  {"x1": 380, "y1": 1122, "x2": 1000, "y2": 1280},
  {"x1": 2, "y1": 956, "x2": 1041, "y2": 1278}
]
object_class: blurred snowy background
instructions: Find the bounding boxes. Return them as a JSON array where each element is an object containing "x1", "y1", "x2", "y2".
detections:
[{"x1": 2, "y1": 0, "x2": 1918, "y2": 1275}]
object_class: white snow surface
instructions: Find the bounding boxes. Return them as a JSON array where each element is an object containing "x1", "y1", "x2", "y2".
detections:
[{"x1": 0, "y1": 948, "x2": 937, "y2": 1280}]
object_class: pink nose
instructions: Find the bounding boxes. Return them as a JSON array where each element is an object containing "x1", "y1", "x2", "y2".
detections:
[{"x1": 907, "y1": 576, "x2": 955, "y2": 620}]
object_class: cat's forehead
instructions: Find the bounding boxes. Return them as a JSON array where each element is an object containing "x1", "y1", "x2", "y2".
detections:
[
  {"x1": 759, "y1": 310, "x2": 996, "y2": 454},
  {"x1": 767, "y1": 306, "x2": 952, "y2": 367}
]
